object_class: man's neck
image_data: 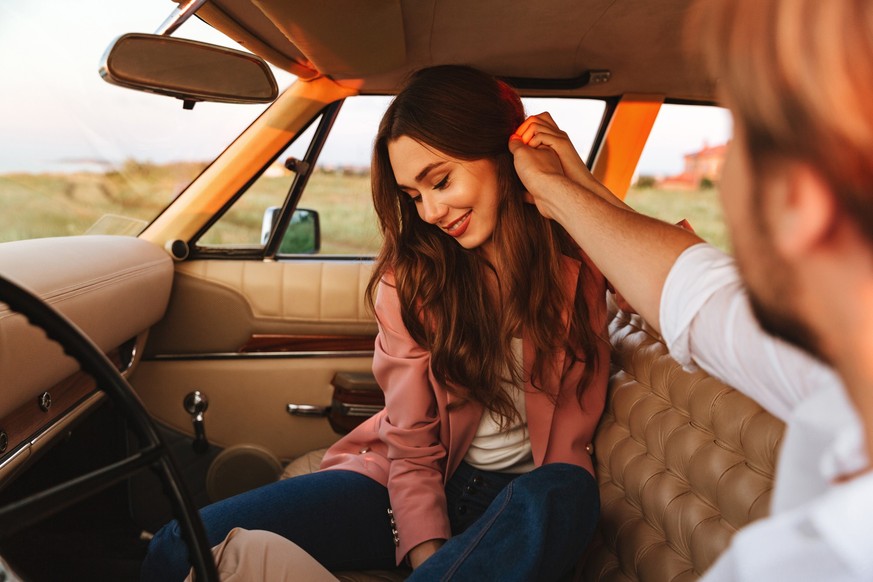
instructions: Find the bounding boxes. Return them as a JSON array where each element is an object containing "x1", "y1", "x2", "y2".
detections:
[{"x1": 827, "y1": 280, "x2": 873, "y2": 475}]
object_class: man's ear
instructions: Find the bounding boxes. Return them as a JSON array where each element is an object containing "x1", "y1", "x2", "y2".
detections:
[{"x1": 769, "y1": 163, "x2": 836, "y2": 259}]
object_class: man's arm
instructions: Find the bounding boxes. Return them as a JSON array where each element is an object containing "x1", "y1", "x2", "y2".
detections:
[{"x1": 508, "y1": 118, "x2": 701, "y2": 332}]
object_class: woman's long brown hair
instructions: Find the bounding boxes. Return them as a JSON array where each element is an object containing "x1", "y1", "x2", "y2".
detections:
[{"x1": 368, "y1": 65, "x2": 598, "y2": 426}]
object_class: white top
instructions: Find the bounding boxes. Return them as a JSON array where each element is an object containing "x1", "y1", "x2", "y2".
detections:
[
  {"x1": 660, "y1": 243, "x2": 872, "y2": 581},
  {"x1": 464, "y1": 338, "x2": 535, "y2": 473}
]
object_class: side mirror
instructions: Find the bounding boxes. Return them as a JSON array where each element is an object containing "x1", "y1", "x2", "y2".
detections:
[
  {"x1": 261, "y1": 208, "x2": 321, "y2": 254},
  {"x1": 99, "y1": 33, "x2": 278, "y2": 106}
]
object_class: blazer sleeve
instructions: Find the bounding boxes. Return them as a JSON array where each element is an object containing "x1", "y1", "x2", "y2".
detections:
[{"x1": 372, "y1": 279, "x2": 452, "y2": 564}]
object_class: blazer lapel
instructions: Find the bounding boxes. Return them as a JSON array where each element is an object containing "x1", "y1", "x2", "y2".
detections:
[
  {"x1": 524, "y1": 334, "x2": 561, "y2": 465},
  {"x1": 442, "y1": 379, "x2": 483, "y2": 481}
]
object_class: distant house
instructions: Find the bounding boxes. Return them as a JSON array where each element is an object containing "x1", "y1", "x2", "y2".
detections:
[{"x1": 658, "y1": 141, "x2": 728, "y2": 190}]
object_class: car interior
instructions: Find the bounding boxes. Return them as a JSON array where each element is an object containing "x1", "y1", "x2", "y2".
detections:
[{"x1": 0, "y1": 1, "x2": 783, "y2": 581}]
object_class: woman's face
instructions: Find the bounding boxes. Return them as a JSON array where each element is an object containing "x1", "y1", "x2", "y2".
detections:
[{"x1": 388, "y1": 135, "x2": 500, "y2": 257}]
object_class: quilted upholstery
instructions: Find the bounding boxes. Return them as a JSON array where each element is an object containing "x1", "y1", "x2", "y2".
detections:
[
  {"x1": 579, "y1": 310, "x2": 785, "y2": 581},
  {"x1": 279, "y1": 308, "x2": 785, "y2": 581}
]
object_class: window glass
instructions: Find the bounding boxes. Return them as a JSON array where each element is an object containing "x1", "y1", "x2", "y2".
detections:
[
  {"x1": 627, "y1": 104, "x2": 733, "y2": 251},
  {"x1": 301, "y1": 98, "x2": 389, "y2": 255},
  {"x1": 0, "y1": 1, "x2": 294, "y2": 243},
  {"x1": 198, "y1": 121, "x2": 319, "y2": 248},
  {"x1": 523, "y1": 98, "x2": 605, "y2": 164}
]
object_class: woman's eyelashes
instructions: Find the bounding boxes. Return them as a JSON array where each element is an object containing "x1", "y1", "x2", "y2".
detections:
[
  {"x1": 403, "y1": 174, "x2": 450, "y2": 203},
  {"x1": 433, "y1": 174, "x2": 450, "y2": 191}
]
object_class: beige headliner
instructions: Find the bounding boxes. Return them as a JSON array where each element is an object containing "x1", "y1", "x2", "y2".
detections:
[{"x1": 180, "y1": 0, "x2": 716, "y2": 101}]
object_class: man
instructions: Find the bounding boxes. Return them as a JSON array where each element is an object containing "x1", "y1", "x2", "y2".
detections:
[{"x1": 509, "y1": 0, "x2": 873, "y2": 579}]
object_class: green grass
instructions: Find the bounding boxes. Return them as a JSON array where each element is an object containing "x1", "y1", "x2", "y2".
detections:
[
  {"x1": 0, "y1": 163, "x2": 729, "y2": 254},
  {"x1": 0, "y1": 161, "x2": 206, "y2": 243},
  {"x1": 625, "y1": 186, "x2": 729, "y2": 252},
  {"x1": 197, "y1": 170, "x2": 380, "y2": 254}
]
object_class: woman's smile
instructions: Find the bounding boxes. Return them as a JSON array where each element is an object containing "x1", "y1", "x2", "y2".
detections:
[
  {"x1": 443, "y1": 210, "x2": 472, "y2": 237},
  {"x1": 388, "y1": 135, "x2": 500, "y2": 254}
]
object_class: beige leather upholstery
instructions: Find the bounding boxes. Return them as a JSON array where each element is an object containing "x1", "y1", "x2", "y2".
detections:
[
  {"x1": 580, "y1": 310, "x2": 784, "y2": 581},
  {"x1": 146, "y1": 260, "x2": 375, "y2": 354},
  {"x1": 275, "y1": 308, "x2": 785, "y2": 581},
  {"x1": 0, "y1": 236, "x2": 173, "y2": 417}
]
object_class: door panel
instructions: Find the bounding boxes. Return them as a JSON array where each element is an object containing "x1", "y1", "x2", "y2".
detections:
[
  {"x1": 144, "y1": 260, "x2": 376, "y2": 355},
  {"x1": 131, "y1": 355, "x2": 370, "y2": 460},
  {"x1": 129, "y1": 258, "x2": 376, "y2": 461}
]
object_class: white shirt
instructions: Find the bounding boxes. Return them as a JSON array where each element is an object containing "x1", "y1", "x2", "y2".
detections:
[
  {"x1": 464, "y1": 338, "x2": 535, "y2": 473},
  {"x1": 660, "y1": 243, "x2": 872, "y2": 581}
]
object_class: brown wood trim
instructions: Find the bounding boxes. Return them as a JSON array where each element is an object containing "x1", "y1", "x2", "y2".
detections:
[
  {"x1": 238, "y1": 334, "x2": 376, "y2": 353},
  {"x1": 0, "y1": 351, "x2": 121, "y2": 462}
]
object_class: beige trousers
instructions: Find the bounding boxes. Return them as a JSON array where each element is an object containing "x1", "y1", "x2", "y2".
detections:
[{"x1": 184, "y1": 528, "x2": 338, "y2": 582}]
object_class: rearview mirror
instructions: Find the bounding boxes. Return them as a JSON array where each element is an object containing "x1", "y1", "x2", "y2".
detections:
[
  {"x1": 99, "y1": 33, "x2": 278, "y2": 106},
  {"x1": 261, "y1": 207, "x2": 321, "y2": 254}
]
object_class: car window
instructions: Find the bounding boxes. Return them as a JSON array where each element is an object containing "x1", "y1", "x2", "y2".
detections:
[
  {"x1": 627, "y1": 103, "x2": 733, "y2": 251},
  {"x1": 0, "y1": 1, "x2": 294, "y2": 244},
  {"x1": 212, "y1": 95, "x2": 606, "y2": 257},
  {"x1": 197, "y1": 116, "x2": 322, "y2": 250}
]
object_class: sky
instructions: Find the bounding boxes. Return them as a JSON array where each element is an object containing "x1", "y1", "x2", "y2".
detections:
[{"x1": 0, "y1": 0, "x2": 731, "y2": 176}]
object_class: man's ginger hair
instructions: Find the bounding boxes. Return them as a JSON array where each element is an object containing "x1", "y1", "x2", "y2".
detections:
[{"x1": 690, "y1": 0, "x2": 873, "y2": 241}]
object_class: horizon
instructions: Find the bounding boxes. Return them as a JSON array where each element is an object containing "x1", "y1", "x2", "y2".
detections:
[{"x1": 0, "y1": 1, "x2": 731, "y2": 177}]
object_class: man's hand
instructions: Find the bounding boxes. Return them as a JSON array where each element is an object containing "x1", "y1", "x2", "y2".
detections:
[
  {"x1": 509, "y1": 113, "x2": 631, "y2": 220},
  {"x1": 508, "y1": 133, "x2": 565, "y2": 218},
  {"x1": 507, "y1": 112, "x2": 700, "y2": 332},
  {"x1": 513, "y1": 112, "x2": 596, "y2": 189}
]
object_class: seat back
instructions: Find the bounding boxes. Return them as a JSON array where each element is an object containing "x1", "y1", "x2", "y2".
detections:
[{"x1": 580, "y1": 309, "x2": 785, "y2": 581}]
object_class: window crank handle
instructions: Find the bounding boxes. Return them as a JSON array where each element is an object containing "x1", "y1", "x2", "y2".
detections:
[{"x1": 184, "y1": 390, "x2": 210, "y2": 454}]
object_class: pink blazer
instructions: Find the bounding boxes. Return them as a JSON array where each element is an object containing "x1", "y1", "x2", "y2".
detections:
[{"x1": 320, "y1": 254, "x2": 609, "y2": 564}]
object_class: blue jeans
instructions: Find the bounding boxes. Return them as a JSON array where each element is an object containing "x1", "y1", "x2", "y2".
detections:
[
  {"x1": 412, "y1": 463, "x2": 599, "y2": 581},
  {"x1": 141, "y1": 463, "x2": 598, "y2": 581}
]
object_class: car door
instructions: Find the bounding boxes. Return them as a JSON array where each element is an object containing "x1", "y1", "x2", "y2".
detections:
[{"x1": 126, "y1": 94, "x2": 387, "y2": 528}]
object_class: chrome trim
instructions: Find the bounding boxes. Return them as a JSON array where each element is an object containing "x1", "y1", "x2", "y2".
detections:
[
  {"x1": 122, "y1": 338, "x2": 138, "y2": 375},
  {"x1": 0, "y1": 444, "x2": 27, "y2": 473},
  {"x1": 286, "y1": 404, "x2": 329, "y2": 417},
  {"x1": 155, "y1": 0, "x2": 209, "y2": 36},
  {"x1": 335, "y1": 403, "x2": 383, "y2": 417},
  {"x1": 1, "y1": 393, "x2": 105, "y2": 476},
  {"x1": 151, "y1": 350, "x2": 375, "y2": 361},
  {"x1": 29, "y1": 393, "x2": 105, "y2": 449}
]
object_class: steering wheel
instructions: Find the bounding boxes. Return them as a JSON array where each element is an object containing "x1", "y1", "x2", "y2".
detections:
[{"x1": 0, "y1": 275, "x2": 218, "y2": 581}]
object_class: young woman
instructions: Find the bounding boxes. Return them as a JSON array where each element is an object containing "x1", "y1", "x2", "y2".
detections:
[{"x1": 142, "y1": 65, "x2": 609, "y2": 582}]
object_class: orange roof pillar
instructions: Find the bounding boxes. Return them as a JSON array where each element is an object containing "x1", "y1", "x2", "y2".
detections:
[{"x1": 591, "y1": 95, "x2": 664, "y2": 200}]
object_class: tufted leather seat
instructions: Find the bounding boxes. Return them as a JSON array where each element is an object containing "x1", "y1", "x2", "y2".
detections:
[
  {"x1": 282, "y1": 307, "x2": 785, "y2": 581},
  {"x1": 580, "y1": 309, "x2": 785, "y2": 581}
]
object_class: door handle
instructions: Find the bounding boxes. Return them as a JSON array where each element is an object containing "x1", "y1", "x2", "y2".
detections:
[{"x1": 286, "y1": 404, "x2": 329, "y2": 417}]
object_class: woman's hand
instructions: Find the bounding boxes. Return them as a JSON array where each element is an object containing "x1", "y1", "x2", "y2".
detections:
[{"x1": 408, "y1": 538, "x2": 445, "y2": 569}]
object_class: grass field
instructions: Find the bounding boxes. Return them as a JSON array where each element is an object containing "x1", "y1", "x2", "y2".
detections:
[
  {"x1": 625, "y1": 186, "x2": 729, "y2": 252},
  {"x1": 0, "y1": 162, "x2": 729, "y2": 253}
]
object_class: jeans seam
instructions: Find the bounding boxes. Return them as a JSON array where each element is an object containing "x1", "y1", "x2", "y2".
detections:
[{"x1": 440, "y1": 480, "x2": 515, "y2": 581}]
